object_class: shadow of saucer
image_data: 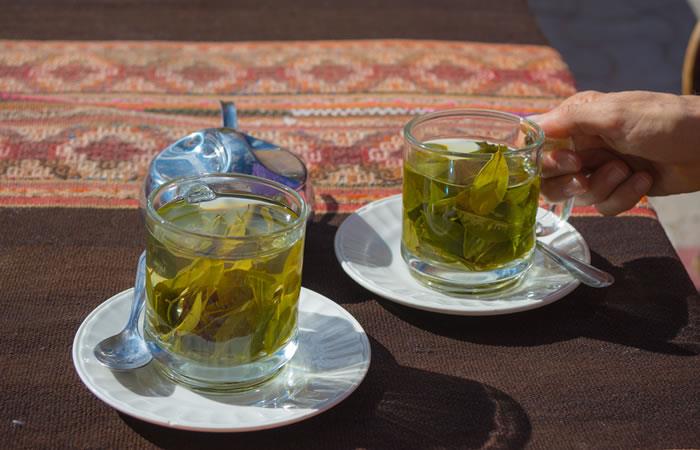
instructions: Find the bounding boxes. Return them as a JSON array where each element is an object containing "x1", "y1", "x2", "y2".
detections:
[
  {"x1": 334, "y1": 213, "x2": 393, "y2": 268},
  {"x1": 120, "y1": 338, "x2": 532, "y2": 449},
  {"x1": 302, "y1": 214, "x2": 383, "y2": 305},
  {"x1": 377, "y1": 253, "x2": 699, "y2": 357}
]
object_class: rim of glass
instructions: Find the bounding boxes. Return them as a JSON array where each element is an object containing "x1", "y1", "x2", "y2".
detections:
[
  {"x1": 403, "y1": 108, "x2": 545, "y2": 157},
  {"x1": 146, "y1": 173, "x2": 309, "y2": 241}
]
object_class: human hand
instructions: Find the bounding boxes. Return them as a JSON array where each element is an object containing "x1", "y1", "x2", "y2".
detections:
[{"x1": 532, "y1": 90, "x2": 700, "y2": 215}]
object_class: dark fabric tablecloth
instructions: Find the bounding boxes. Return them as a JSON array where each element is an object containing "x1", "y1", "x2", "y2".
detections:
[
  {"x1": 1, "y1": 1, "x2": 699, "y2": 448},
  {"x1": 0, "y1": 0, "x2": 546, "y2": 44},
  {"x1": 2, "y1": 208, "x2": 699, "y2": 449}
]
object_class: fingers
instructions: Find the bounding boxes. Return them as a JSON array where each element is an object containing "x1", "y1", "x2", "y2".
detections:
[
  {"x1": 531, "y1": 91, "x2": 622, "y2": 140},
  {"x1": 576, "y1": 148, "x2": 618, "y2": 171},
  {"x1": 531, "y1": 91, "x2": 653, "y2": 215},
  {"x1": 542, "y1": 156, "x2": 652, "y2": 215},
  {"x1": 541, "y1": 146, "x2": 617, "y2": 179},
  {"x1": 560, "y1": 90, "x2": 604, "y2": 107},
  {"x1": 571, "y1": 134, "x2": 609, "y2": 152},
  {"x1": 595, "y1": 172, "x2": 653, "y2": 216},
  {"x1": 576, "y1": 160, "x2": 631, "y2": 206},
  {"x1": 540, "y1": 173, "x2": 588, "y2": 202},
  {"x1": 542, "y1": 148, "x2": 581, "y2": 178}
]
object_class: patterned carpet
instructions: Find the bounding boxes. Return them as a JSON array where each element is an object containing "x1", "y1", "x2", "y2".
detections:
[{"x1": 0, "y1": 39, "x2": 652, "y2": 215}]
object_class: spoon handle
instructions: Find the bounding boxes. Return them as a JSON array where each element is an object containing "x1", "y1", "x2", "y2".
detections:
[
  {"x1": 536, "y1": 240, "x2": 615, "y2": 288},
  {"x1": 126, "y1": 252, "x2": 147, "y2": 331}
]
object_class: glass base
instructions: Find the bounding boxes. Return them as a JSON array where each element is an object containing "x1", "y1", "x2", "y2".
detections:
[
  {"x1": 401, "y1": 243, "x2": 533, "y2": 295},
  {"x1": 144, "y1": 331, "x2": 298, "y2": 394}
]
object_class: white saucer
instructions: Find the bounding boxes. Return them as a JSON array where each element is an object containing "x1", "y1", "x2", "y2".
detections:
[
  {"x1": 334, "y1": 195, "x2": 590, "y2": 316},
  {"x1": 72, "y1": 287, "x2": 371, "y2": 432}
]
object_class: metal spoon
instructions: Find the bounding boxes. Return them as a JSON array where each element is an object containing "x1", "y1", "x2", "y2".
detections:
[
  {"x1": 94, "y1": 252, "x2": 152, "y2": 370},
  {"x1": 536, "y1": 239, "x2": 614, "y2": 288}
]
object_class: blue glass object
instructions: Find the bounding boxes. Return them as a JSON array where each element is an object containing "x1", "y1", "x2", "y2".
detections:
[{"x1": 144, "y1": 102, "x2": 309, "y2": 200}]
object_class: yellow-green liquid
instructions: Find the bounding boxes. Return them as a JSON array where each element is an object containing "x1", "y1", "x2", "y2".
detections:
[
  {"x1": 402, "y1": 139, "x2": 540, "y2": 271},
  {"x1": 146, "y1": 195, "x2": 303, "y2": 366}
]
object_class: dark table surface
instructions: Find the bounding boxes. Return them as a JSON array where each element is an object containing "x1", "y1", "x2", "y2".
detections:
[
  {"x1": 1, "y1": 1, "x2": 699, "y2": 449},
  {"x1": 0, "y1": 0, "x2": 547, "y2": 43}
]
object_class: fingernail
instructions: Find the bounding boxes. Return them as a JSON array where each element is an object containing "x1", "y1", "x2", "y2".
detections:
[
  {"x1": 564, "y1": 178, "x2": 586, "y2": 196},
  {"x1": 527, "y1": 114, "x2": 543, "y2": 123},
  {"x1": 609, "y1": 165, "x2": 629, "y2": 184},
  {"x1": 632, "y1": 173, "x2": 652, "y2": 195}
]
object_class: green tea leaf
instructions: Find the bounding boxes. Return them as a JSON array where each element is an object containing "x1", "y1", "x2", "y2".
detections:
[
  {"x1": 429, "y1": 179, "x2": 448, "y2": 204},
  {"x1": 469, "y1": 150, "x2": 509, "y2": 215},
  {"x1": 173, "y1": 291, "x2": 204, "y2": 335},
  {"x1": 262, "y1": 288, "x2": 285, "y2": 353},
  {"x1": 249, "y1": 306, "x2": 276, "y2": 358},
  {"x1": 515, "y1": 231, "x2": 535, "y2": 256},
  {"x1": 157, "y1": 200, "x2": 202, "y2": 226},
  {"x1": 423, "y1": 214, "x2": 464, "y2": 259},
  {"x1": 213, "y1": 302, "x2": 254, "y2": 341},
  {"x1": 454, "y1": 189, "x2": 471, "y2": 211},
  {"x1": 402, "y1": 217, "x2": 420, "y2": 250},
  {"x1": 475, "y1": 141, "x2": 510, "y2": 154},
  {"x1": 171, "y1": 258, "x2": 224, "y2": 292},
  {"x1": 201, "y1": 213, "x2": 227, "y2": 236},
  {"x1": 258, "y1": 205, "x2": 274, "y2": 231},
  {"x1": 457, "y1": 210, "x2": 511, "y2": 242},
  {"x1": 461, "y1": 231, "x2": 491, "y2": 266},
  {"x1": 408, "y1": 148, "x2": 450, "y2": 179},
  {"x1": 474, "y1": 241, "x2": 515, "y2": 268},
  {"x1": 403, "y1": 167, "x2": 425, "y2": 213},
  {"x1": 225, "y1": 205, "x2": 253, "y2": 236},
  {"x1": 504, "y1": 182, "x2": 531, "y2": 205}
]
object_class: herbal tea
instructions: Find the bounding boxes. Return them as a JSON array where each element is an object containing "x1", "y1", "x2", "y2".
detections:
[
  {"x1": 402, "y1": 139, "x2": 540, "y2": 273},
  {"x1": 145, "y1": 194, "x2": 303, "y2": 368}
]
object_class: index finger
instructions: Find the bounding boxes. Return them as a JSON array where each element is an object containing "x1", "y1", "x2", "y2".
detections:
[{"x1": 532, "y1": 91, "x2": 621, "y2": 139}]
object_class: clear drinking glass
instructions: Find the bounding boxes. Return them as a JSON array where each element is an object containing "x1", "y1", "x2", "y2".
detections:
[
  {"x1": 401, "y1": 109, "x2": 572, "y2": 294},
  {"x1": 143, "y1": 174, "x2": 309, "y2": 392}
]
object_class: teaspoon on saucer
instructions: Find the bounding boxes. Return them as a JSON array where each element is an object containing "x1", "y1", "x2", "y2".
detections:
[
  {"x1": 535, "y1": 230, "x2": 614, "y2": 288},
  {"x1": 93, "y1": 252, "x2": 152, "y2": 371}
]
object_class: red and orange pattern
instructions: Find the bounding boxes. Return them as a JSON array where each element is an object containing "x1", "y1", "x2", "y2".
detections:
[{"x1": 0, "y1": 39, "x2": 653, "y2": 217}]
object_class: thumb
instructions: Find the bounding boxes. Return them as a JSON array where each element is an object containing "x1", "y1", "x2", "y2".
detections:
[{"x1": 530, "y1": 92, "x2": 614, "y2": 139}]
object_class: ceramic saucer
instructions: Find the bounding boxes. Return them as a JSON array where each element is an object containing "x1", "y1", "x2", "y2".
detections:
[
  {"x1": 334, "y1": 195, "x2": 590, "y2": 316},
  {"x1": 72, "y1": 287, "x2": 370, "y2": 432}
]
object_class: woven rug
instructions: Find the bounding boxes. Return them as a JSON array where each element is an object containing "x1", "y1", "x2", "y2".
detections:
[{"x1": 0, "y1": 39, "x2": 653, "y2": 216}]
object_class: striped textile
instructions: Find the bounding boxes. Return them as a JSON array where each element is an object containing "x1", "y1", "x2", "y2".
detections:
[{"x1": 0, "y1": 39, "x2": 654, "y2": 216}]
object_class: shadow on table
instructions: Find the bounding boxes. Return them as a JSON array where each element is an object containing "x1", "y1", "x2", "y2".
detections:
[
  {"x1": 119, "y1": 337, "x2": 532, "y2": 449},
  {"x1": 301, "y1": 211, "x2": 383, "y2": 305},
  {"x1": 380, "y1": 253, "x2": 700, "y2": 356},
  {"x1": 304, "y1": 213, "x2": 699, "y2": 357}
]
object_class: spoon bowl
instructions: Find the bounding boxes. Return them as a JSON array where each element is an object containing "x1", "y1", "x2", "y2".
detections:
[{"x1": 93, "y1": 253, "x2": 152, "y2": 371}]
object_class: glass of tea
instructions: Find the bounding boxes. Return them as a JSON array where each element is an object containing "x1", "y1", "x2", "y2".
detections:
[
  {"x1": 401, "y1": 109, "x2": 572, "y2": 294},
  {"x1": 143, "y1": 173, "x2": 309, "y2": 392}
]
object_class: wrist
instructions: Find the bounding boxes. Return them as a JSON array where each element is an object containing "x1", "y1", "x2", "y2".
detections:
[{"x1": 675, "y1": 96, "x2": 700, "y2": 162}]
